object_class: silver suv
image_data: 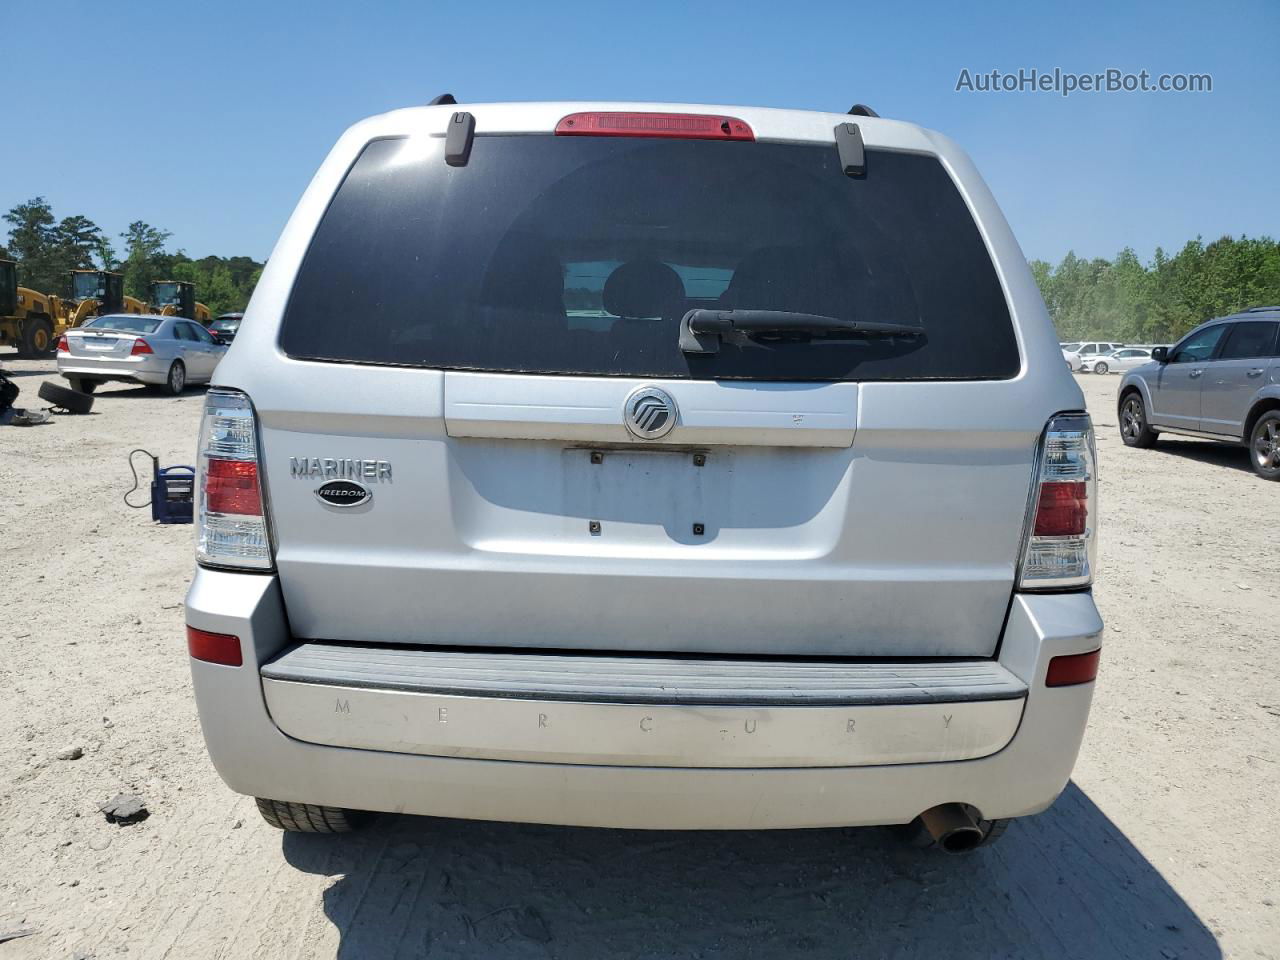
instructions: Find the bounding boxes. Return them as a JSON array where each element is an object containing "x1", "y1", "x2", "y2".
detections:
[
  {"x1": 1118, "y1": 308, "x2": 1280, "y2": 479},
  {"x1": 185, "y1": 100, "x2": 1103, "y2": 853}
]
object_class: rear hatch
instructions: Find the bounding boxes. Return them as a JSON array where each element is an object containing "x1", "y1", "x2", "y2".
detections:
[{"x1": 257, "y1": 115, "x2": 1040, "y2": 658}]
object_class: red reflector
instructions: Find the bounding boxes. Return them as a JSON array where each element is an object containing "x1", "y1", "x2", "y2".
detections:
[
  {"x1": 206, "y1": 458, "x2": 262, "y2": 515},
  {"x1": 1046, "y1": 649, "x2": 1101, "y2": 687},
  {"x1": 131, "y1": 338, "x2": 154, "y2": 356},
  {"x1": 56, "y1": 334, "x2": 69, "y2": 353},
  {"x1": 555, "y1": 112, "x2": 754, "y2": 141},
  {"x1": 186, "y1": 625, "x2": 242, "y2": 667},
  {"x1": 1033, "y1": 481, "x2": 1087, "y2": 536}
]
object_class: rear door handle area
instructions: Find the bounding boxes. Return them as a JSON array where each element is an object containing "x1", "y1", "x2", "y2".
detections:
[
  {"x1": 1189, "y1": 369, "x2": 1204, "y2": 379},
  {"x1": 1247, "y1": 368, "x2": 1265, "y2": 377}
]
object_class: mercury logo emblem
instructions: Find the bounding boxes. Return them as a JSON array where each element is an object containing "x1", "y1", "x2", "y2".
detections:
[{"x1": 624, "y1": 387, "x2": 678, "y2": 440}]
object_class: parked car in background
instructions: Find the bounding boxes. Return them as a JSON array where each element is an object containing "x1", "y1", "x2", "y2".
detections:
[
  {"x1": 1063, "y1": 341, "x2": 1124, "y2": 371},
  {"x1": 186, "y1": 99, "x2": 1103, "y2": 852},
  {"x1": 1081, "y1": 347, "x2": 1151, "y2": 374},
  {"x1": 56, "y1": 313, "x2": 227, "y2": 395},
  {"x1": 209, "y1": 313, "x2": 243, "y2": 344},
  {"x1": 1118, "y1": 307, "x2": 1280, "y2": 479}
]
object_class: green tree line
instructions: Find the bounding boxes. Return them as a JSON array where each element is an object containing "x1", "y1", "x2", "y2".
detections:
[
  {"x1": 7, "y1": 195, "x2": 1276, "y2": 342},
  {"x1": 1031, "y1": 235, "x2": 1280, "y2": 344},
  {"x1": 2, "y1": 197, "x2": 262, "y2": 317}
]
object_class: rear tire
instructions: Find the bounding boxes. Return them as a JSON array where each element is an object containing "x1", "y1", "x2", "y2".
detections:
[
  {"x1": 1093, "y1": 361, "x2": 1109, "y2": 375},
  {"x1": 20, "y1": 317, "x2": 54, "y2": 358},
  {"x1": 1249, "y1": 410, "x2": 1280, "y2": 481},
  {"x1": 38, "y1": 380, "x2": 94, "y2": 414},
  {"x1": 255, "y1": 798, "x2": 373, "y2": 833},
  {"x1": 1119, "y1": 392, "x2": 1157, "y2": 448},
  {"x1": 160, "y1": 361, "x2": 185, "y2": 396}
]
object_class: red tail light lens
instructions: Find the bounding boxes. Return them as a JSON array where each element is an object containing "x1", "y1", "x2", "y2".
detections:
[
  {"x1": 205, "y1": 457, "x2": 263, "y2": 515},
  {"x1": 56, "y1": 334, "x2": 69, "y2": 353},
  {"x1": 186, "y1": 625, "x2": 243, "y2": 667},
  {"x1": 555, "y1": 112, "x2": 754, "y2": 141},
  {"x1": 1019, "y1": 414, "x2": 1096, "y2": 589},
  {"x1": 198, "y1": 390, "x2": 272, "y2": 569},
  {"x1": 131, "y1": 338, "x2": 154, "y2": 355},
  {"x1": 1032, "y1": 481, "x2": 1088, "y2": 536},
  {"x1": 1045, "y1": 649, "x2": 1101, "y2": 687}
]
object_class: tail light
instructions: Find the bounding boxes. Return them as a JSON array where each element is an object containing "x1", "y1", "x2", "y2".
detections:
[
  {"x1": 1019, "y1": 413, "x2": 1096, "y2": 589},
  {"x1": 131, "y1": 338, "x2": 154, "y2": 356},
  {"x1": 555, "y1": 112, "x2": 754, "y2": 141},
  {"x1": 197, "y1": 389, "x2": 273, "y2": 570},
  {"x1": 56, "y1": 335, "x2": 69, "y2": 353}
]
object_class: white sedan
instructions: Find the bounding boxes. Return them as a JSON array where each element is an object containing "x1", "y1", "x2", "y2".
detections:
[{"x1": 1081, "y1": 347, "x2": 1152, "y2": 374}]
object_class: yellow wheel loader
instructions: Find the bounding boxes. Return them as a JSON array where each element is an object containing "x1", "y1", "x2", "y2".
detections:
[
  {"x1": 0, "y1": 259, "x2": 68, "y2": 357},
  {"x1": 150, "y1": 280, "x2": 210, "y2": 324},
  {"x1": 65, "y1": 269, "x2": 148, "y2": 327}
]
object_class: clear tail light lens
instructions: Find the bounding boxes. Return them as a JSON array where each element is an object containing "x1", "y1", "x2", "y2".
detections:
[
  {"x1": 1019, "y1": 413, "x2": 1096, "y2": 589},
  {"x1": 197, "y1": 389, "x2": 273, "y2": 570}
]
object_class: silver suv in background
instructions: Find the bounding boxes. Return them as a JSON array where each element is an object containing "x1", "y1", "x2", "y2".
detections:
[
  {"x1": 185, "y1": 100, "x2": 1103, "y2": 853},
  {"x1": 1118, "y1": 307, "x2": 1280, "y2": 480}
]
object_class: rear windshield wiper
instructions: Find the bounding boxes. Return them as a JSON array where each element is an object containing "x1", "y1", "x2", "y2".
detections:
[{"x1": 679, "y1": 309, "x2": 924, "y2": 354}]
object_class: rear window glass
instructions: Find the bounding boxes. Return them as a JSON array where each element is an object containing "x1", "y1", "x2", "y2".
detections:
[
  {"x1": 281, "y1": 136, "x2": 1019, "y2": 381},
  {"x1": 83, "y1": 316, "x2": 160, "y2": 334}
]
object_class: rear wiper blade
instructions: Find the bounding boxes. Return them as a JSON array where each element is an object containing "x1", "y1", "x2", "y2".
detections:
[{"x1": 679, "y1": 309, "x2": 923, "y2": 354}]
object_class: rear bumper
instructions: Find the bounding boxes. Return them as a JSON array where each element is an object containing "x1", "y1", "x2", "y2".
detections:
[
  {"x1": 57, "y1": 355, "x2": 167, "y2": 384},
  {"x1": 185, "y1": 568, "x2": 1103, "y2": 829}
]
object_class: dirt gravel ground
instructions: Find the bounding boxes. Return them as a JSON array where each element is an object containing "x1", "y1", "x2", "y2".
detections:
[{"x1": 0, "y1": 356, "x2": 1276, "y2": 960}]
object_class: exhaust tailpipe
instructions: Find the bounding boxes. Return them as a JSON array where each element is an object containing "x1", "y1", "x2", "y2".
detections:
[{"x1": 918, "y1": 804, "x2": 985, "y2": 854}]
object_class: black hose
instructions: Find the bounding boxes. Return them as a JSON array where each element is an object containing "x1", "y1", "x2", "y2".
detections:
[{"x1": 124, "y1": 448, "x2": 156, "y2": 509}]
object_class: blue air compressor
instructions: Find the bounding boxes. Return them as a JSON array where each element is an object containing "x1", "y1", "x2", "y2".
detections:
[{"x1": 125, "y1": 449, "x2": 195, "y2": 524}]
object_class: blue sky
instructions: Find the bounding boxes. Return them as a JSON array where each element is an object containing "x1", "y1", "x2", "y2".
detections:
[{"x1": 7, "y1": 0, "x2": 1277, "y2": 266}]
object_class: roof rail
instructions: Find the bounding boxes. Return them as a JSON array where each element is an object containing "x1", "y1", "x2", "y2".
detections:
[
  {"x1": 428, "y1": 93, "x2": 457, "y2": 106},
  {"x1": 1244, "y1": 305, "x2": 1280, "y2": 313},
  {"x1": 848, "y1": 104, "x2": 879, "y2": 118}
]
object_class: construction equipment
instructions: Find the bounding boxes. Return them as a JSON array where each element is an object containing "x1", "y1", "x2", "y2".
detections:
[
  {"x1": 0, "y1": 258, "x2": 67, "y2": 356},
  {"x1": 150, "y1": 280, "x2": 210, "y2": 324},
  {"x1": 64, "y1": 269, "x2": 148, "y2": 327}
]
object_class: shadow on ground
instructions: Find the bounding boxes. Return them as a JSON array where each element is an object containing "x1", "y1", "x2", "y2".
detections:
[
  {"x1": 1149, "y1": 437, "x2": 1254, "y2": 474},
  {"x1": 283, "y1": 782, "x2": 1217, "y2": 959}
]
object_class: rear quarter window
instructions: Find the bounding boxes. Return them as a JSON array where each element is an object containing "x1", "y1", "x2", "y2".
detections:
[{"x1": 281, "y1": 135, "x2": 1020, "y2": 382}]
